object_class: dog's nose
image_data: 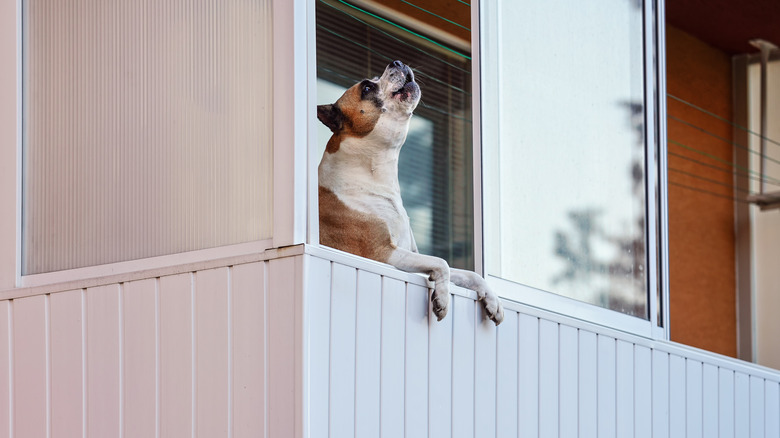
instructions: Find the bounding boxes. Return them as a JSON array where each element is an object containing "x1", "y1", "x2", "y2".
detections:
[{"x1": 393, "y1": 60, "x2": 404, "y2": 69}]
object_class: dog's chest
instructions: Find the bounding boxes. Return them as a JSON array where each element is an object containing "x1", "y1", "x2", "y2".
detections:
[{"x1": 338, "y1": 188, "x2": 414, "y2": 249}]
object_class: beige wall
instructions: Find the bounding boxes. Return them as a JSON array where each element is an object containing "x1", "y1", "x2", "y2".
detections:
[
  {"x1": 666, "y1": 26, "x2": 737, "y2": 357},
  {"x1": 749, "y1": 60, "x2": 780, "y2": 369}
]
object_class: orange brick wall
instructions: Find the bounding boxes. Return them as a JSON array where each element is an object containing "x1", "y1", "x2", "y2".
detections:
[{"x1": 666, "y1": 25, "x2": 736, "y2": 357}]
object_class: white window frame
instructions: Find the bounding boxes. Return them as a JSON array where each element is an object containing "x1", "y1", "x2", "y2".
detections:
[
  {"x1": 0, "y1": 0, "x2": 313, "y2": 291},
  {"x1": 476, "y1": 0, "x2": 670, "y2": 339},
  {"x1": 307, "y1": 0, "x2": 670, "y2": 339}
]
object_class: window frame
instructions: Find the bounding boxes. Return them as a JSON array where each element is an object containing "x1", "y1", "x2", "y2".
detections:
[
  {"x1": 1, "y1": 0, "x2": 312, "y2": 290},
  {"x1": 476, "y1": 0, "x2": 670, "y2": 338},
  {"x1": 307, "y1": 0, "x2": 669, "y2": 338}
]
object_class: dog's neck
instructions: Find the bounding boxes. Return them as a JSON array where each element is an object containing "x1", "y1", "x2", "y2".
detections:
[{"x1": 319, "y1": 134, "x2": 404, "y2": 192}]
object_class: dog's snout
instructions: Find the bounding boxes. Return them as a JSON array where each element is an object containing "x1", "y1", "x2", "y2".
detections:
[{"x1": 393, "y1": 60, "x2": 404, "y2": 69}]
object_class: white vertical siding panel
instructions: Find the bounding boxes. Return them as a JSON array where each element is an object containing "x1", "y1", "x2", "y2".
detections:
[
  {"x1": 518, "y1": 314, "x2": 539, "y2": 438},
  {"x1": 750, "y1": 376, "x2": 765, "y2": 438},
  {"x1": 685, "y1": 360, "x2": 703, "y2": 438},
  {"x1": 634, "y1": 346, "x2": 652, "y2": 438},
  {"x1": 354, "y1": 270, "x2": 381, "y2": 438},
  {"x1": 428, "y1": 285, "x2": 453, "y2": 438},
  {"x1": 451, "y1": 295, "x2": 476, "y2": 438},
  {"x1": 12, "y1": 296, "x2": 47, "y2": 438},
  {"x1": 579, "y1": 330, "x2": 597, "y2": 438},
  {"x1": 405, "y1": 283, "x2": 429, "y2": 437},
  {"x1": 719, "y1": 368, "x2": 735, "y2": 438},
  {"x1": 0, "y1": 301, "x2": 9, "y2": 438},
  {"x1": 736, "y1": 372, "x2": 751, "y2": 437},
  {"x1": 50, "y1": 290, "x2": 83, "y2": 437},
  {"x1": 652, "y1": 350, "x2": 670, "y2": 438},
  {"x1": 765, "y1": 381, "x2": 780, "y2": 438},
  {"x1": 86, "y1": 284, "x2": 121, "y2": 438},
  {"x1": 159, "y1": 273, "x2": 193, "y2": 438},
  {"x1": 380, "y1": 277, "x2": 406, "y2": 438},
  {"x1": 195, "y1": 268, "x2": 230, "y2": 438},
  {"x1": 669, "y1": 355, "x2": 686, "y2": 438},
  {"x1": 329, "y1": 264, "x2": 357, "y2": 438},
  {"x1": 495, "y1": 311, "x2": 518, "y2": 438},
  {"x1": 231, "y1": 262, "x2": 267, "y2": 438},
  {"x1": 122, "y1": 279, "x2": 157, "y2": 438},
  {"x1": 538, "y1": 319, "x2": 558, "y2": 438},
  {"x1": 558, "y1": 325, "x2": 578, "y2": 438},
  {"x1": 474, "y1": 303, "x2": 497, "y2": 438},
  {"x1": 597, "y1": 335, "x2": 617, "y2": 438},
  {"x1": 268, "y1": 257, "x2": 301, "y2": 438},
  {"x1": 616, "y1": 340, "x2": 634, "y2": 438},
  {"x1": 702, "y1": 364, "x2": 718, "y2": 438},
  {"x1": 307, "y1": 257, "x2": 331, "y2": 438}
]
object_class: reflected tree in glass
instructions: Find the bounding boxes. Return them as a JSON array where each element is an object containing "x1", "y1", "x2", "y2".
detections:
[{"x1": 552, "y1": 102, "x2": 647, "y2": 317}]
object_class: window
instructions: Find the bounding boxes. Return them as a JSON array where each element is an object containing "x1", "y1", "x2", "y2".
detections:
[
  {"x1": 316, "y1": 0, "x2": 475, "y2": 270},
  {"x1": 22, "y1": 0, "x2": 273, "y2": 275},
  {"x1": 481, "y1": 0, "x2": 664, "y2": 328},
  {"x1": 313, "y1": 0, "x2": 666, "y2": 333}
]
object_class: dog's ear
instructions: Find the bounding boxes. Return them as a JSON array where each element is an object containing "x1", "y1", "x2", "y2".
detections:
[{"x1": 317, "y1": 104, "x2": 344, "y2": 133}]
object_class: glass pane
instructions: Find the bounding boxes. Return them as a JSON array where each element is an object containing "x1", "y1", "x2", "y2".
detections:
[
  {"x1": 22, "y1": 0, "x2": 273, "y2": 274},
  {"x1": 484, "y1": 0, "x2": 648, "y2": 317},
  {"x1": 316, "y1": 0, "x2": 474, "y2": 269}
]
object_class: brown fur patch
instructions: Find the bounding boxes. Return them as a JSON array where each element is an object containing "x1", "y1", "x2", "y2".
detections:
[
  {"x1": 319, "y1": 185, "x2": 395, "y2": 263},
  {"x1": 323, "y1": 84, "x2": 383, "y2": 154},
  {"x1": 325, "y1": 134, "x2": 342, "y2": 154}
]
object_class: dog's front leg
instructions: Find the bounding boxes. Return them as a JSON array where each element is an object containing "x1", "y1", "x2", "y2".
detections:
[
  {"x1": 450, "y1": 269, "x2": 504, "y2": 325},
  {"x1": 386, "y1": 248, "x2": 451, "y2": 320}
]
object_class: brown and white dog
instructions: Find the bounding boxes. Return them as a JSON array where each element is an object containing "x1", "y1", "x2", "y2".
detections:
[{"x1": 317, "y1": 60, "x2": 504, "y2": 325}]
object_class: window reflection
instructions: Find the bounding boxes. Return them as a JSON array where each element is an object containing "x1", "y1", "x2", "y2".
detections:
[{"x1": 485, "y1": 0, "x2": 648, "y2": 317}]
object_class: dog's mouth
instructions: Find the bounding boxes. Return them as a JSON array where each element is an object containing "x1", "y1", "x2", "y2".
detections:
[{"x1": 391, "y1": 71, "x2": 417, "y2": 101}]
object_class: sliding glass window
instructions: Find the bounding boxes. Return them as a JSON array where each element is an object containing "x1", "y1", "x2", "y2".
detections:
[{"x1": 481, "y1": 0, "x2": 657, "y2": 322}]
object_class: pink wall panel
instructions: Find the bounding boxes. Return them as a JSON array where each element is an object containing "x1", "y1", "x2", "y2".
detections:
[
  {"x1": 231, "y1": 262, "x2": 267, "y2": 438},
  {"x1": 12, "y1": 295, "x2": 47, "y2": 438},
  {"x1": 268, "y1": 257, "x2": 299, "y2": 438},
  {"x1": 0, "y1": 301, "x2": 10, "y2": 438},
  {"x1": 159, "y1": 273, "x2": 193, "y2": 438},
  {"x1": 123, "y1": 279, "x2": 158, "y2": 438},
  {"x1": 86, "y1": 284, "x2": 121, "y2": 437},
  {"x1": 50, "y1": 290, "x2": 84, "y2": 437},
  {"x1": 195, "y1": 267, "x2": 230, "y2": 437}
]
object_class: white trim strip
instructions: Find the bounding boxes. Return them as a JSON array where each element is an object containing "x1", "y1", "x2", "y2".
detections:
[
  {"x1": 1, "y1": 241, "x2": 300, "y2": 301},
  {"x1": 272, "y1": 0, "x2": 309, "y2": 248}
]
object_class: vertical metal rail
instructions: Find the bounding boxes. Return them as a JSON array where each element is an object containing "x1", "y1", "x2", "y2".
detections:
[
  {"x1": 732, "y1": 54, "x2": 754, "y2": 362},
  {"x1": 747, "y1": 39, "x2": 780, "y2": 210},
  {"x1": 749, "y1": 39, "x2": 776, "y2": 196}
]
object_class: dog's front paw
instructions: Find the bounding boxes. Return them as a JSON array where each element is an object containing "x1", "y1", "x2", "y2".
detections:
[
  {"x1": 430, "y1": 284, "x2": 450, "y2": 321},
  {"x1": 482, "y1": 292, "x2": 504, "y2": 325}
]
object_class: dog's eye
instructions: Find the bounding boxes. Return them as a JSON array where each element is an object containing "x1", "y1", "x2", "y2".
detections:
[{"x1": 360, "y1": 81, "x2": 377, "y2": 96}]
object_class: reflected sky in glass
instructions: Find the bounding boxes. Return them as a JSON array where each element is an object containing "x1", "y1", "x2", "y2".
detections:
[{"x1": 486, "y1": 0, "x2": 647, "y2": 316}]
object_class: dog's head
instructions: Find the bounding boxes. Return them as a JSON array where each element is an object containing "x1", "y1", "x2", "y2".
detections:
[{"x1": 317, "y1": 61, "x2": 420, "y2": 152}]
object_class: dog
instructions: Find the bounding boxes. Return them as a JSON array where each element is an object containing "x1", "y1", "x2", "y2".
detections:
[{"x1": 317, "y1": 60, "x2": 504, "y2": 325}]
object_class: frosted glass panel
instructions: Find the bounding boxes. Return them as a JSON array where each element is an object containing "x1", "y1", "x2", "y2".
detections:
[
  {"x1": 483, "y1": 0, "x2": 648, "y2": 317},
  {"x1": 23, "y1": 0, "x2": 273, "y2": 274}
]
